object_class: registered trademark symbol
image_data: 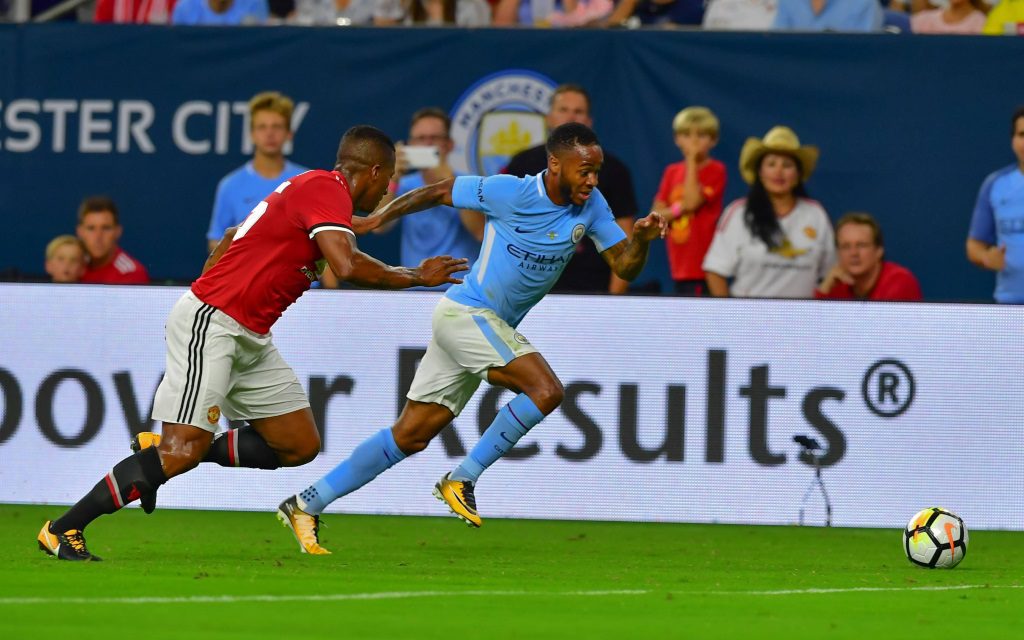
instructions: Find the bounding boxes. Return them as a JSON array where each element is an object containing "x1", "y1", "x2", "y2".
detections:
[{"x1": 861, "y1": 359, "x2": 914, "y2": 418}]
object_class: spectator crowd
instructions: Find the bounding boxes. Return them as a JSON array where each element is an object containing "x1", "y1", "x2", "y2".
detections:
[
  {"x1": 6, "y1": 0, "x2": 1020, "y2": 33},
  {"x1": 40, "y1": 80, "x2": 1024, "y2": 305}
]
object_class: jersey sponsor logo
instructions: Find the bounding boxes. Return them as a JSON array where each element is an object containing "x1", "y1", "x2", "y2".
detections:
[
  {"x1": 449, "y1": 70, "x2": 557, "y2": 176},
  {"x1": 770, "y1": 238, "x2": 810, "y2": 260},
  {"x1": 514, "y1": 226, "x2": 529, "y2": 234},
  {"x1": 207, "y1": 405, "x2": 220, "y2": 424},
  {"x1": 299, "y1": 265, "x2": 317, "y2": 282},
  {"x1": 571, "y1": 224, "x2": 585, "y2": 243},
  {"x1": 506, "y1": 243, "x2": 571, "y2": 272}
]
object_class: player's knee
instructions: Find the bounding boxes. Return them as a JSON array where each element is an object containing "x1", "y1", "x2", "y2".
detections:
[
  {"x1": 531, "y1": 380, "x2": 564, "y2": 415},
  {"x1": 287, "y1": 433, "x2": 321, "y2": 466},
  {"x1": 392, "y1": 428, "x2": 430, "y2": 456},
  {"x1": 155, "y1": 445, "x2": 203, "y2": 478}
]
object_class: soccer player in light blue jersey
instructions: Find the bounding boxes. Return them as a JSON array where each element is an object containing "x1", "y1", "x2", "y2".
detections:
[{"x1": 277, "y1": 123, "x2": 666, "y2": 553}]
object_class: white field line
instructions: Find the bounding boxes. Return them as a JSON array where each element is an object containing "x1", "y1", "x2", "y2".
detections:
[
  {"x1": 0, "y1": 589, "x2": 649, "y2": 606},
  {"x1": 0, "y1": 584, "x2": 1020, "y2": 606}
]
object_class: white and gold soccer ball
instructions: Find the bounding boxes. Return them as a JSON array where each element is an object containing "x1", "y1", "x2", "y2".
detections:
[{"x1": 903, "y1": 508, "x2": 969, "y2": 569}]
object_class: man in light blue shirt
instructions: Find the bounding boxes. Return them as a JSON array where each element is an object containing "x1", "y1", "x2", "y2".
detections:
[
  {"x1": 967, "y1": 107, "x2": 1024, "y2": 303},
  {"x1": 773, "y1": 0, "x2": 883, "y2": 31},
  {"x1": 206, "y1": 91, "x2": 308, "y2": 252},
  {"x1": 375, "y1": 108, "x2": 483, "y2": 290},
  {"x1": 172, "y1": 0, "x2": 268, "y2": 25},
  {"x1": 277, "y1": 123, "x2": 666, "y2": 551}
]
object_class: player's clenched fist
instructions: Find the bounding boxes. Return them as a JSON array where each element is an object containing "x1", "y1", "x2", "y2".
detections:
[{"x1": 419, "y1": 255, "x2": 470, "y2": 287}]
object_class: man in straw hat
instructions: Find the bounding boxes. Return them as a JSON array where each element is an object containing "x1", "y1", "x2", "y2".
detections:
[{"x1": 702, "y1": 125, "x2": 835, "y2": 298}]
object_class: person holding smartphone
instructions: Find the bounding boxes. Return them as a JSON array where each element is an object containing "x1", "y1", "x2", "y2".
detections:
[{"x1": 369, "y1": 107, "x2": 484, "y2": 290}]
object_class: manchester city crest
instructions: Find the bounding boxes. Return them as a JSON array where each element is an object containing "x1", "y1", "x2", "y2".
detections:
[
  {"x1": 571, "y1": 224, "x2": 585, "y2": 244},
  {"x1": 449, "y1": 70, "x2": 557, "y2": 176}
]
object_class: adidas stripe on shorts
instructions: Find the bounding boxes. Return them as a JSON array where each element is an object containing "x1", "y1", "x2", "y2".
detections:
[{"x1": 151, "y1": 290, "x2": 310, "y2": 433}]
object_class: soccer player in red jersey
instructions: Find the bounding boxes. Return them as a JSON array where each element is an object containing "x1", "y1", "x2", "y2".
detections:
[{"x1": 37, "y1": 125, "x2": 469, "y2": 561}]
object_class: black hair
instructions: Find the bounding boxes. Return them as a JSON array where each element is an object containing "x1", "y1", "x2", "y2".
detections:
[
  {"x1": 744, "y1": 155, "x2": 808, "y2": 249},
  {"x1": 1012, "y1": 105, "x2": 1024, "y2": 136},
  {"x1": 545, "y1": 122, "x2": 600, "y2": 157},
  {"x1": 336, "y1": 125, "x2": 395, "y2": 169}
]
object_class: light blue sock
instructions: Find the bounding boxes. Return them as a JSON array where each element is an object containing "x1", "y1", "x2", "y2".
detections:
[
  {"x1": 451, "y1": 393, "x2": 545, "y2": 484},
  {"x1": 297, "y1": 428, "x2": 406, "y2": 515}
]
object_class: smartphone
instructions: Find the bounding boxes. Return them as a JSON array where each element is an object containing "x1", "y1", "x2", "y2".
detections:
[{"x1": 402, "y1": 145, "x2": 440, "y2": 170}]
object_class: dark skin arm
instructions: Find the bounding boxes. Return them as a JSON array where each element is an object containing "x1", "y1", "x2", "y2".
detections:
[
  {"x1": 599, "y1": 212, "x2": 667, "y2": 282},
  {"x1": 202, "y1": 226, "x2": 237, "y2": 275},
  {"x1": 315, "y1": 229, "x2": 467, "y2": 289},
  {"x1": 352, "y1": 177, "x2": 457, "y2": 236}
]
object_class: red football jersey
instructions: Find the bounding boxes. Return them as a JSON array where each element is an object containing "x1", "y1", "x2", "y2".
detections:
[
  {"x1": 815, "y1": 261, "x2": 923, "y2": 301},
  {"x1": 81, "y1": 248, "x2": 150, "y2": 285},
  {"x1": 192, "y1": 170, "x2": 353, "y2": 334}
]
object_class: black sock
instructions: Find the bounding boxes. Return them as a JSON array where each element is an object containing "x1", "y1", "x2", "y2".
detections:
[
  {"x1": 202, "y1": 425, "x2": 280, "y2": 470},
  {"x1": 52, "y1": 447, "x2": 167, "y2": 533}
]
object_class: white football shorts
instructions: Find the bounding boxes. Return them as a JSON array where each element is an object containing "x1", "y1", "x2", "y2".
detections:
[
  {"x1": 151, "y1": 290, "x2": 310, "y2": 433},
  {"x1": 407, "y1": 297, "x2": 537, "y2": 416}
]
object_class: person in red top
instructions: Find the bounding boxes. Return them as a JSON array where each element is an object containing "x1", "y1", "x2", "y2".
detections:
[
  {"x1": 37, "y1": 125, "x2": 469, "y2": 561},
  {"x1": 816, "y1": 212, "x2": 923, "y2": 301},
  {"x1": 94, "y1": 0, "x2": 177, "y2": 23},
  {"x1": 651, "y1": 106, "x2": 727, "y2": 296},
  {"x1": 76, "y1": 196, "x2": 150, "y2": 285}
]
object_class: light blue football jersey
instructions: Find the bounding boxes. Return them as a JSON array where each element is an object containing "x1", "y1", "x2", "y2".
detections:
[{"x1": 447, "y1": 172, "x2": 627, "y2": 327}]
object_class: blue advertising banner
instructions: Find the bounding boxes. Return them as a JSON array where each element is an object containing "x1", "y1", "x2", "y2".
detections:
[{"x1": 1, "y1": 24, "x2": 1022, "y2": 300}]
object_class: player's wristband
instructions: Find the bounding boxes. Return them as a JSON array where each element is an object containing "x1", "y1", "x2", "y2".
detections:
[{"x1": 669, "y1": 202, "x2": 683, "y2": 218}]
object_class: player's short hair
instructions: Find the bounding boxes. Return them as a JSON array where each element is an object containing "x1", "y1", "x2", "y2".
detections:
[
  {"x1": 836, "y1": 212, "x2": 884, "y2": 248},
  {"x1": 545, "y1": 122, "x2": 600, "y2": 157},
  {"x1": 249, "y1": 91, "x2": 295, "y2": 131},
  {"x1": 1012, "y1": 105, "x2": 1024, "y2": 135},
  {"x1": 45, "y1": 234, "x2": 85, "y2": 260},
  {"x1": 410, "y1": 107, "x2": 451, "y2": 136},
  {"x1": 550, "y1": 84, "x2": 591, "y2": 111},
  {"x1": 336, "y1": 125, "x2": 396, "y2": 169},
  {"x1": 78, "y1": 195, "x2": 119, "y2": 225},
  {"x1": 673, "y1": 106, "x2": 720, "y2": 138}
]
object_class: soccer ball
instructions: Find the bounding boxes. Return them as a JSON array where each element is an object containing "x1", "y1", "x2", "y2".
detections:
[{"x1": 903, "y1": 508, "x2": 968, "y2": 569}]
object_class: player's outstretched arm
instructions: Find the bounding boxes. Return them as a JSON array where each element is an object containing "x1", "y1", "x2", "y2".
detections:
[
  {"x1": 601, "y1": 212, "x2": 667, "y2": 282},
  {"x1": 352, "y1": 177, "x2": 456, "y2": 235},
  {"x1": 316, "y1": 229, "x2": 468, "y2": 289},
  {"x1": 201, "y1": 226, "x2": 238, "y2": 275}
]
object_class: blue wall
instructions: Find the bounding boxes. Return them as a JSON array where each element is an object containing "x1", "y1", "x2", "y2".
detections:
[{"x1": 2, "y1": 24, "x2": 1022, "y2": 300}]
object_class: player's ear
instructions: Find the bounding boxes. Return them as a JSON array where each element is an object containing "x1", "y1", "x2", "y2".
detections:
[{"x1": 547, "y1": 153, "x2": 560, "y2": 175}]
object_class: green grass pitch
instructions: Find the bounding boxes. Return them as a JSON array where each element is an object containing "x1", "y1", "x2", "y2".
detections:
[{"x1": 2, "y1": 504, "x2": 1022, "y2": 638}]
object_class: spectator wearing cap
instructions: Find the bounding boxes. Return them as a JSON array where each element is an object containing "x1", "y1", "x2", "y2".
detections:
[
  {"x1": 703, "y1": 125, "x2": 835, "y2": 298},
  {"x1": 816, "y1": 212, "x2": 922, "y2": 301}
]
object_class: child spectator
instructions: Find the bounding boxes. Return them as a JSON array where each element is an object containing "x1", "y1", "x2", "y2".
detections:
[
  {"x1": 44, "y1": 235, "x2": 86, "y2": 284},
  {"x1": 651, "y1": 106, "x2": 727, "y2": 296}
]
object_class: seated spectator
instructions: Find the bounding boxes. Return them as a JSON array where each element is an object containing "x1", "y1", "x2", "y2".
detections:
[
  {"x1": 773, "y1": 0, "x2": 884, "y2": 31},
  {"x1": 982, "y1": 0, "x2": 1024, "y2": 34},
  {"x1": 44, "y1": 235, "x2": 86, "y2": 284},
  {"x1": 912, "y1": 0, "x2": 986, "y2": 33},
  {"x1": 816, "y1": 212, "x2": 922, "y2": 300},
  {"x1": 605, "y1": 0, "x2": 706, "y2": 27},
  {"x1": 702, "y1": 0, "x2": 778, "y2": 30},
  {"x1": 373, "y1": 0, "x2": 491, "y2": 25},
  {"x1": 207, "y1": 91, "x2": 308, "y2": 253},
  {"x1": 288, "y1": 0, "x2": 378, "y2": 24},
  {"x1": 702, "y1": 126, "x2": 835, "y2": 298},
  {"x1": 172, "y1": 0, "x2": 268, "y2": 24},
  {"x1": 76, "y1": 196, "x2": 150, "y2": 285},
  {"x1": 94, "y1": 0, "x2": 177, "y2": 22},
  {"x1": 651, "y1": 106, "x2": 727, "y2": 296}
]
